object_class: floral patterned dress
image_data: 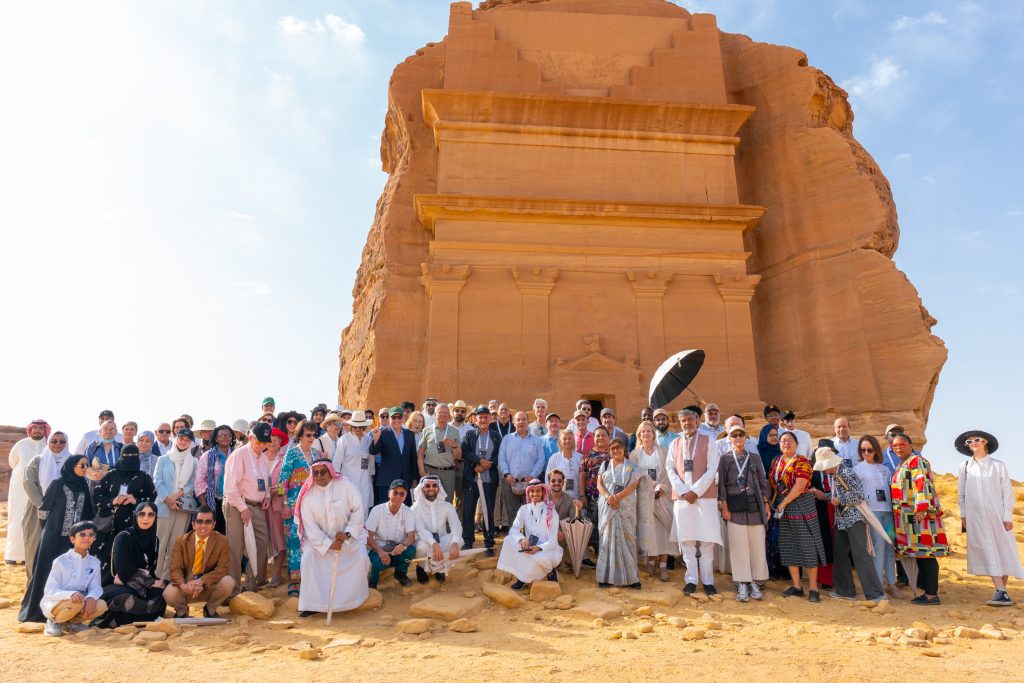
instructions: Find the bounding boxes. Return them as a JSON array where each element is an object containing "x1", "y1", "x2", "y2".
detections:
[{"x1": 278, "y1": 445, "x2": 319, "y2": 582}]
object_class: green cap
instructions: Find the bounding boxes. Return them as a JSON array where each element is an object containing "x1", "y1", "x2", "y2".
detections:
[
  {"x1": 262, "y1": 396, "x2": 275, "y2": 407},
  {"x1": 388, "y1": 406, "x2": 403, "y2": 416}
]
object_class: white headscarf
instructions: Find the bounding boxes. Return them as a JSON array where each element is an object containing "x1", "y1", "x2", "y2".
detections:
[
  {"x1": 167, "y1": 442, "x2": 196, "y2": 490},
  {"x1": 411, "y1": 475, "x2": 448, "y2": 531},
  {"x1": 38, "y1": 431, "x2": 70, "y2": 492}
]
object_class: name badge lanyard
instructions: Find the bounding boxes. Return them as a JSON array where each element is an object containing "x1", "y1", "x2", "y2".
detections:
[
  {"x1": 683, "y1": 435, "x2": 698, "y2": 486},
  {"x1": 732, "y1": 451, "x2": 750, "y2": 491},
  {"x1": 247, "y1": 448, "x2": 266, "y2": 492}
]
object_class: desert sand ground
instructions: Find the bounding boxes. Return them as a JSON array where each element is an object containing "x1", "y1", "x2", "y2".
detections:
[{"x1": 1, "y1": 473, "x2": 1022, "y2": 683}]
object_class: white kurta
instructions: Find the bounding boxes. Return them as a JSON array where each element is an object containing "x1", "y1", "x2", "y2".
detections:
[
  {"x1": 412, "y1": 499, "x2": 464, "y2": 574},
  {"x1": 334, "y1": 432, "x2": 374, "y2": 512},
  {"x1": 958, "y1": 456, "x2": 1024, "y2": 578},
  {"x1": 6, "y1": 436, "x2": 46, "y2": 561},
  {"x1": 297, "y1": 477, "x2": 370, "y2": 613},
  {"x1": 666, "y1": 436, "x2": 723, "y2": 547},
  {"x1": 41, "y1": 549, "x2": 103, "y2": 619},
  {"x1": 497, "y1": 502, "x2": 563, "y2": 583}
]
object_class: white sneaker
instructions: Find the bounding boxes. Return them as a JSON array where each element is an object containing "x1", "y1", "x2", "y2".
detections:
[
  {"x1": 736, "y1": 582, "x2": 750, "y2": 602},
  {"x1": 44, "y1": 620, "x2": 64, "y2": 637},
  {"x1": 749, "y1": 582, "x2": 764, "y2": 600},
  {"x1": 66, "y1": 622, "x2": 90, "y2": 634}
]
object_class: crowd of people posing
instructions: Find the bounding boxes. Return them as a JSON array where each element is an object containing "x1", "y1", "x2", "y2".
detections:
[{"x1": 4, "y1": 396, "x2": 1021, "y2": 637}]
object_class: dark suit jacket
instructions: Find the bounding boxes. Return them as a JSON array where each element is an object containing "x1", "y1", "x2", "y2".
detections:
[
  {"x1": 461, "y1": 428, "x2": 503, "y2": 487},
  {"x1": 169, "y1": 530, "x2": 230, "y2": 588},
  {"x1": 368, "y1": 427, "x2": 417, "y2": 486}
]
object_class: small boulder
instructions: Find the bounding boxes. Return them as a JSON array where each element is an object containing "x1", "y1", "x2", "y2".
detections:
[
  {"x1": 667, "y1": 616, "x2": 687, "y2": 628},
  {"x1": 229, "y1": 635, "x2": 249, "y2": 645},
  {"x1": 298, "y1": 647, "x2": 323, "y2": 661},
  {"x1": 135, "y1": 631, "x2": 168, "y2": 643},
  {"x1": 592, "y1": 618, "x2": 608, "y2": 629},
  {"x1": 229, "y1": 592, "x2": 276, "y2": 620},
  {"x1": 681, "y1": 626, "x2": 706, "y2": 641},
  {"x1": 634, "y1": 605, "x2": 653, "y2": 616},
  {"x1": 284, "y1": 597, "x2": 300, "y2": 611},
  {"x1": 264, "y1": 620, "x2": 295, "y2": 630},
  {"x1": 146, "y1": 619, "x2": 182, "y2": 635},
  {"x1": 637, "y1": 623, "x2": 654, "y2": 634},
  {"x1": 396, "y1": 618, "x2": 432, "y2": 635},
  {"x1": 904, "y1": 628, "x2": 930, "y2": 641},
  {"x1": 16, "y1": 623, "x2": 44, "y2": 634},
  {"x1": 953, "y1": 626, "x2": 983, "y2": 639},
  {"x1": 979, "y1": 628, "x2": 1006, "y2": 640},
  {"x1": 481, "y1": 582, "x2": 525, "y2": 609},
  {"x1": 409, "y1": 594, "x2": 487, "y2": 621},
  {"x1": 529, "y1": 581, "x2": 562, "y2": 603},
  {"x1": 0, "y1": 598, "x2": 11, "y2": 609},
  {"x1": 355, "y1": 589, "x2": 383, "y2": 612},
  {"x1": 572, "y1": 600, "x2": 622, "y2": 620},
  {"x1": 147, "y1": 641, "x2": 170, "y2": 652},
  {"x1": 448, "y1": 618, "x2": 478, "y2": 633},
  {"x1": 114, "y1": 624, "x2": 138, "y2": 635},
  {"x1": 324, "y1": 636, "x2": 362, "y2": 648}
]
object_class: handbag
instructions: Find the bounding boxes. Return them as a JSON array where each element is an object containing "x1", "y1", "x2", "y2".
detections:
[
  {"x1": 92, "y1": 512, "x2": 114, "y2": 534},
  {"x1": 726, "y1": 492, "x2": 758, "y2": 513}
]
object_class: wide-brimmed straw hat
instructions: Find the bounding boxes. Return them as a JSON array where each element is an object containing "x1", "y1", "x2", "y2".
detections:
[
  {"x1": 812, "y1": 447, "x2": 844, "y2": 471},
  {"x1": 954, "y1": 429, "x2": 998, "y2": 456}
]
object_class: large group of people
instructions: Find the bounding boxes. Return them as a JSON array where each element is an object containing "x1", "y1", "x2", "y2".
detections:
[{"x1": 4, "y1": 398, "x2": 1021, "y2": 636}]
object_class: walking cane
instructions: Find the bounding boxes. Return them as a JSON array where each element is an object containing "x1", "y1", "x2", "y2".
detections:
[{"x1": 325, "y1": 535, "x2": 344, "y2": 626}]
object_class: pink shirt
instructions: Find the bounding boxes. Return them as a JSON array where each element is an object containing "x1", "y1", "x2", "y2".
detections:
[{"x1": 224, "y1": 443, "x2": 270, "y2": 513}]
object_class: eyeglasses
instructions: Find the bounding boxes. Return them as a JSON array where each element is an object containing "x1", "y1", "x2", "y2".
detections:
[
  {"x1": 259, "y1": 417, "x2": 273, "y2": 423},
  {"x1": 156, "y1": 430, "x2": 171, "y2": 434},
  {"x1": 390, "y1": 415, "x2": 403, "y2": 420},
  {"x1": 137, "y1": 511, "x2": 156, "y2": 518},
  {"x1": 729, "y1": 433, "x2": 746, "y2": 439},
  {"x1": 193, "y1": 519, "x2": 215, "y2": 525},
  {"x1": 312, "y1": 468, "x2": 330, "y2": 476},
  {"x1": 286, "y1": 419, "x2": 298, "y2": 425},
  {"x1": 50, "y1": 439, "x2": 67, "y2": 445},
  {"x1": 75, "y1": 462, "x2": 88, "y2": 469},
  {"x1": 423, "y1": 484, "x2": 439, "y2": 489},
  {"x1": 964, "y1": 437, "x2": 983, "y2": 445},
  {"x1": 859, "y1": 447, "x2": 875, "y2": 453},
  {"x1": 301, "y1": 432, "x2": 317, "y2": 439},
  {"x1": 76, "y1": 532, "x2": 97, "y2": 538}
]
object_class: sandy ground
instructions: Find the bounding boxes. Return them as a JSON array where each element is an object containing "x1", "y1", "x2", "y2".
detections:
[{"x1": 1, "y1": 472, "x2": 1023, "y2": 683}]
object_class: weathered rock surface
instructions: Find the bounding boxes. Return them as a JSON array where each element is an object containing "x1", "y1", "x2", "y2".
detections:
[
  {"x1": 571, "y1": 600, "x2": 623, "y2": 620},
  {"x1": 449, "y1": 618, "x2": 479, "y2": 633},
  {"x1": 409, "y1": 594, "x2": 487, "y2": 621},
  {"x1": 229, "y1": 592, "x2": 275, "y2": 620},
  {"x1": 337, "y1": 0, "x2": 944, "y2": 440},
  {"x1": 482, "y1": 582, "x2": 525, "y2": 609},
  {"x1": 396, "y1": 618, "x2": 432, "y2": 635},
  {"x1": 529, "y1": 581, "x2": 562, "y2": 602}
]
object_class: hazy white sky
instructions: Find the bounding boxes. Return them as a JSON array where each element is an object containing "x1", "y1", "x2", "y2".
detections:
[{"x1": 2, "y1": 1, "x2": 1022, "y2": 477}]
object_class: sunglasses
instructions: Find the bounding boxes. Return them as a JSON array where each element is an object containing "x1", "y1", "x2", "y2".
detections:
[
  {"x1": 50, "y1": 439, "x2": 67, "y2": 445},
  {"x1": 156, "y1": 429, "x2": 171, "y2": 434},
  {"x1": 729, "y1": 433, "x2": 746, "y2": 438},
  {"x1": 193, "y1": 519, "x2": 215, "y2": 525},
  {"x1": 138, "y1": 511, "x2": 156, "y2": 518},
  {"x1": 859, "y1": 447, "x2": 875, "y2": 453},
  {"x1": 964, "y1": 437, "x2": 983, "y2": 445},
  {"x1": 312, "y1": 468, "x2": 330, "y2": 476},
  {"x1": 390, "y1": 415, "x2": 403, "y2": 420},
  {"x1": 75, "y1": 532, "x2": 97, "y2": 538},
  {"x1": 302, "y1": 432, "x2": 317, "y2": 438},
  {"x1": 260, "y1": 417, "x2": 273, "y2": 423},
  {"x1": 75, "y1": 462, "x2": 88, "y2": 469},
  {"x1": 423, "y1": 484, "x2": 439, "y2": 489},
  {"x1": 286, "y1": 419, "x2": 298, "y2": 425}
]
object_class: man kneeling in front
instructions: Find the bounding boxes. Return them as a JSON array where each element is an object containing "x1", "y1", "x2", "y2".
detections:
[
  {"x1": 41, "y1": 521, "x2": 107, "y2": 636},
  {"x1": 163, "y1": 506, "x2": 235, "y2": 618}
]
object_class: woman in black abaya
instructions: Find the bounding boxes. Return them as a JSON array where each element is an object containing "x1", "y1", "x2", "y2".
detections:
[
  {"x1": 94, "y1": 501, "x2": 166, "y2": 626},
  {"x1": 18, "y1": 455, "x2": 93, "y2": 623},
  {"x1": 92, "y1": 445, "x2": 157, "y2": 582}
]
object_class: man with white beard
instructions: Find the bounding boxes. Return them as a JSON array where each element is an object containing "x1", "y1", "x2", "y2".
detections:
[
  {"x1": 6, "y1": 419, "x2": 50, "y2": 564},
  {"x1": 410, "y1": 476, "x2": 462, "y2": 583},
  {"x1": 294, "y1": 457, "x2": 368, "y2": 619},
  {"x1": 334, "y1": 414, "x2": 375, "y2": 512}
]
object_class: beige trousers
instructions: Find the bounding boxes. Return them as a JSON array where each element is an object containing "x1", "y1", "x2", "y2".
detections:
[
  {"x1": 50, "y1": 598, "x2": 108, "y2": 624},
  {"x1": 163, "y1": 575, "x2": 235, "y2": 615},
  {"x1": 224, "y1": 499, "x2": 269, "y2": 590},
  {"x1": 726, "y1": 521, "x2": 769, "y2": 583}
]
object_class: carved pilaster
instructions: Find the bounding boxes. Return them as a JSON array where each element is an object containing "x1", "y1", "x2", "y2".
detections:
[
  {"x1": 420, "y1": 263, "x2": 472, "y2": 398},
  {"x1": 512, "y1": 268, "x2": 559, "y2": 379}
]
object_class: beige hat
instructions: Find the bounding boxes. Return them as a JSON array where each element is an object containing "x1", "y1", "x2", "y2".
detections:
[
  {"x1": 321, "y1": 414, "x2": 345, "y2": 429},
  {"x1": 725, "y1": 423, "x2": 746, "y2": 436},
  {"x1": 573, "y1": 409, "x2": 587, "y2": 419},
  {"x1": 347, "y1": 416, "x2": 373, "y2": 428},
  {"x1": 652, "y1": 408, "x2": 670, "y2": 418},
  {"x1": 231, "y1": 419, "x2": 249, "y2": 434},
  {"x1": 451, "y1": 400, "x2": 468, "y2": 409},
  {"x1": 196, "y1": 419, "x2": 217, "y2": 432},
  {"x1": 884, "y1": 423, "x2": 904, "y2": 436},
  {"x1": 812, "y1": 447, "x2": 843, "y2": 471}
]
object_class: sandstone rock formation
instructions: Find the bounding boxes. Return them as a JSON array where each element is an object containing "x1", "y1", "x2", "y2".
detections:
[
  {"x1": 0, "y1": 425, "x2": 23, "y2": 502},
  {"x1": 338, "y1": 0, "x2": 946, "y2": 438}
]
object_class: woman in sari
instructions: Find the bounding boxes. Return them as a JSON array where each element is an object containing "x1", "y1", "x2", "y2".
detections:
[
  {"x1": 278, "y1": 420, "x2": 320, "y2": 595},
  {"x1": 580, "y1": 426, "x2": 612, "y2": 566},
  {"x1": 629, "y1": 420, "x2": 672, "y2": 581},
  {"x1": 596, "y1": 436, "x2": 642, "y2": 589}
]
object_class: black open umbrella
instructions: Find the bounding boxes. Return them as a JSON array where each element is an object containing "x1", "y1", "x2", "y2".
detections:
[{"x1": 648, "y1": 349, "x2": 706, "y2": 409}]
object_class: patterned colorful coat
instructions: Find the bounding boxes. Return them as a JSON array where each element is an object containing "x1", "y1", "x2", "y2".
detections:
[{"x1": 890, "y1": 454, "x2": 947, "y2": 558}]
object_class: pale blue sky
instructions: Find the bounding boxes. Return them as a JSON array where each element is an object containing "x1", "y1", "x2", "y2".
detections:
[{"x1": 2, "y1": 1, "x2": 1021, "y2": 477}]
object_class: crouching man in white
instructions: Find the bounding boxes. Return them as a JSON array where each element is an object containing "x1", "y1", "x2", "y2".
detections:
[
  {"x1": 42, "y1": 520, "x2": 107, "y2": 636},
  {"x1": 411, "y1": 475, "x2": 463, "y2": 584},
  {"x1": 294, "y1": 458, "x2": 369, "y2": 619},
  {"x1": 497, "y1": 478, "x2": 563, "y2": 590}
]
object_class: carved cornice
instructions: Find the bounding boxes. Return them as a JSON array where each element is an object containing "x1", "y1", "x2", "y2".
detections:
[
  {"x1": 628, "y1": 270, "x2": 674, "y2": 300},
  {"x1": 512, "y1": 267, "x2": 559, "y2": 297},
  {"x1": 420, "y1": 263, "x2": 471, "y2": 297}
]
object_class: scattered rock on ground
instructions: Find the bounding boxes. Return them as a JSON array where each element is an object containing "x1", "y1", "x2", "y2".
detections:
[
  {"x1": 114, "y1": 624, "x2": 138, "y2": 635},
  {"x1": 229, "y1": 592, "x2": 276, "y2": 620},
  {"x1": 355, "y1": 589, "x2": 383, "y2": 612},
  {"x1": 409, "y1": 594, "x2": 487, "y2": 621},
  {"x1": 147, "y1": 641, "x2": 169, "y2": 652},
  {"x1": 681, "y1": 627, "x2": 706, "y2": 641},
  {"x1": 481, "y1": 582, "x2": 525, "y2": 609},
  {"x1": 449, "y1": 618, "x2": 478, "y2": 633},
  {"x1": 146, "y1": 620, "x2": 182, "y2": 635},
  {"x1": 572, "y1": 600, "x2": 622, "y2": 620},
  {"x1": 529, "y1": 581, "x2": 562, "y2": 602},
  {"x1": 298, "y1": 647, "x2": 322, "y2": 661},
  {"x1": 264, "y1": 620, "x2": 295, "y2": 630},
  {"x1": 397, "y1": 618, "x2": 432, "y2": 635},
  {"x1": 954, "y1": 626, "x2": 983, "y2": 639}
]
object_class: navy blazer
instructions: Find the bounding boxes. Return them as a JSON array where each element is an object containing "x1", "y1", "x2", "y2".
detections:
[
  {"x1": 461, "y1": 428, "x2": 503, "y2": 487},
  {"x1": 368, "y1": 427, "x2": 417, "y2": 486}
]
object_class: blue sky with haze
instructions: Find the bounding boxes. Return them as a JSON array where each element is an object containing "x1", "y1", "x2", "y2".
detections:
[{"x1": 2, "y1": 1, "x2": 1021, "y2": 477}]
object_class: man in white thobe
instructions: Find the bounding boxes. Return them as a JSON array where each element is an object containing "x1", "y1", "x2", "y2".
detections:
[
  {"x1": 294, "y1": 458, "x2": 368, "y2": 618},
  {"x1": 411, "y1": 476, "x2": 463, "y2": 583},
  {"x1": 6, "y1": 419, "x2": 50, "y2": 564},
  {"x1": 334, "y1": 415, "x2": 375, "y2": 512},
  {"x1": 667, "y1": 408, "x2": 722, "y2": 595}
]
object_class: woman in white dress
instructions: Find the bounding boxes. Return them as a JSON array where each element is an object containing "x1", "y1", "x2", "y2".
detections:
[
  {"x1": 497, "y1": 479, "x2": 563, "y2": 589},
  {"x1": 629, "y1": 420, "x2": 672, "y2": 580},
  {"x1": 955, "y1": 429, "x2": 1024, "y2": 607},
  {"x1": 334, "y1": 416, "x2": 375, "y2": 512}
]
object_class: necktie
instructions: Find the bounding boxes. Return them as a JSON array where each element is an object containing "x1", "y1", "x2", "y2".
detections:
[{"x1": 193, "y1": 538, "x2": 206, "y2": 576}]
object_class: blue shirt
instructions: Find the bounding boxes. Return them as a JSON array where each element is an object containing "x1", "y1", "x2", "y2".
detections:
[
  {"x1": 498, "y1": 432, "x2": 545, "y2": 479},
  {"x1": 541, "y1": 435, "x2": 560, "y2": 460},
  {"x1": 655, "y1": 431, "x2": 678, "y2": 450}
]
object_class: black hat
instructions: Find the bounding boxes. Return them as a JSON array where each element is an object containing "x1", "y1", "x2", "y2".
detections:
[
  {"x1": 176, "y1": 428, "x2": 195, "y2": 441},
  {"x1": 954, "y1": 429, "x2": 998, "y2": 456},
  {"x1": 817, "y1": 438, "x2": 837, "y2": 454},
  {"x1": 251, "y1": 422, "x2": 273, "y2": 443},
  {"x1": 311, "y1": 403, "x2": 328, "y2": 416},
  {"x1": 763, "y1": 404, "x2": 781, "y2": 417},
  {"x1": 99, "y1": 409, "x2": 115, "y2": 420},
  {"x1": 473, "y1": 405, "x2": 491, "y2": 415},
  {"x1": 121, "y1": 444, "x2": 140, "y2": 457},
  {"x1": 782, "y1": 410, "x2": 796, "y2": 421},
  {"x1": 389, "y1": 478, "x2": 409, "y2": 492}
]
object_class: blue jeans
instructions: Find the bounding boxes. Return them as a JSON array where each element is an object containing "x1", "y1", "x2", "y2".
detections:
[{"x1": 368, "y1": 545, "x2": 415, "y2": 583}]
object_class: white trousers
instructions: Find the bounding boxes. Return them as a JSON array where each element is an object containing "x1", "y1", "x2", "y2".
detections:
[
  {"x1": 680, "y1": 540, "x2": 716, "y2": 586},
  {"x1": 726, "y1": 522, "x2": 768, "y2": 583}
]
